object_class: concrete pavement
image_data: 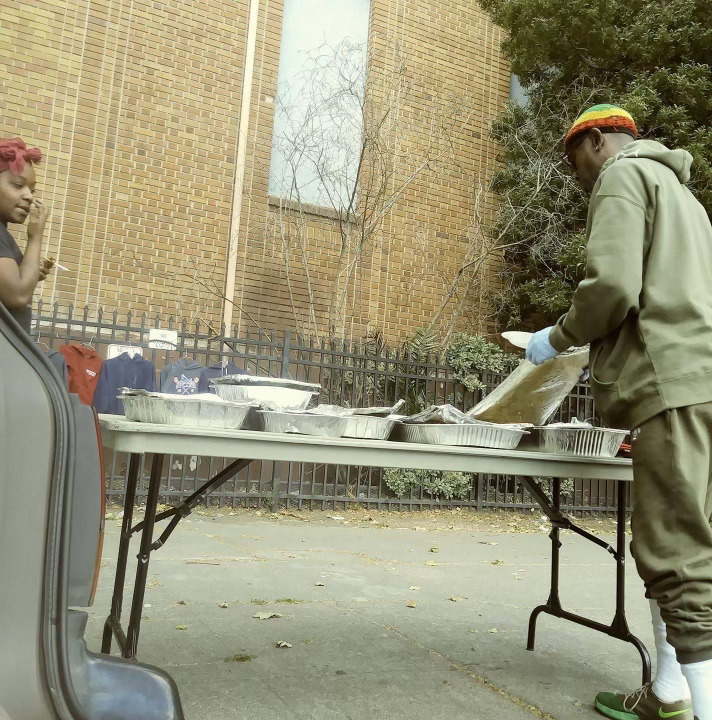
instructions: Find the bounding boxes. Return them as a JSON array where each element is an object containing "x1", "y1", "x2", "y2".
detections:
[{"x1": 86, "y1": 509, "x2": 652, "y2": 720}]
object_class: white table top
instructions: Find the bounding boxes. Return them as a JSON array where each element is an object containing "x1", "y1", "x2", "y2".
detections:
[{"x1": 98, "y1": 415, "x2": 633, "y2": 482}]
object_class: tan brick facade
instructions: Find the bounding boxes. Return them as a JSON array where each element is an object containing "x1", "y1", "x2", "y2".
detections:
[{"x1": 1, "y1": 0, "x2": 510, "y2": 343}]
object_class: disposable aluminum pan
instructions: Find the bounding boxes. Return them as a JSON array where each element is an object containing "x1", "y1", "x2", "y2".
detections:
[
  {"x1": 121, "y1": 392, "x2": 253, "y2": 430},
  {"x1": 257, "y1": 410, "x2": 349, "y2": 438},
  {"x1": 398, "y1": 422, "x2": 527, "y2": 450},
  {"x1": 342, "y1": 415, "x2": 395, "y2": 440},
  {"x1": 532, "y1": 426, "x2": 628, "y2": 458},
  {"x1": 212, "y1": 376, "x2": 320, "y2": 412}
]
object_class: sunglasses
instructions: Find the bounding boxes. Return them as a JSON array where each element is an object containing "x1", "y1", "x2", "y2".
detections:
[{"x1": 562, "y1": 131, "x2": 589, "y2": 172}]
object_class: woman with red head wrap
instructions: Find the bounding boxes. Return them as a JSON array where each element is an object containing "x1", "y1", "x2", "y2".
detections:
[{"x1": 0, "y1": 137, "x2": 52, "y2": 334}]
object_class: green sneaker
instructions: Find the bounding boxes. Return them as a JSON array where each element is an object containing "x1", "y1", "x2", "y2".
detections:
[{"x1": 595, "y1": 683, "x2": 693, "y2": 720}]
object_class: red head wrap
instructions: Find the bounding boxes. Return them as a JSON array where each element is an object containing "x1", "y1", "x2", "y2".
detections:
[{"x1": 0, "y1": 137, "x2": 42, "y2": 175}]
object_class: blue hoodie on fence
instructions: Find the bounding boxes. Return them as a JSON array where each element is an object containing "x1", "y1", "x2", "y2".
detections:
[
  {"x1": 159, "y1": 357, "x2": 205, "y2": 395},
  {"x1": 198, "y1": 362, "x2": 244, "y2": 393},
  {"x1": 93, "y1": 353, "x2": 158, "y2": 415}
]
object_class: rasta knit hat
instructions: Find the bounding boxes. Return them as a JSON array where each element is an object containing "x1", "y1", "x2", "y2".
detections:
[
  {"x1": 564, "y1": 104, "x2": 637, "y2": 151},
  {"x1": 0, "y1": 137, "x2": 42, "y2": 175}
]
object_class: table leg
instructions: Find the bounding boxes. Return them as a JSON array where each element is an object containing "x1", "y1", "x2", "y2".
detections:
[
  {"x1": 101, "y1": 455, "x2": 251, "y2": 659},
  {"x1": 523, "y1": 477, "x2": 651, "y2": 685},
  {"x1": 101, "y1": 452, "x2": 140, "y2": 654},
  {"x1": 124, "y1": 453, "x2": 165, "y2": 659},
  {"x1": 527, "y1": 478, "x2": 563, "y2": 649}
]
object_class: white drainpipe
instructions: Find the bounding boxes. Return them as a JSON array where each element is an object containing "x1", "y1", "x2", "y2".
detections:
[{"x1": 223, "y1": 0, "x2": 261, "y2": 332}]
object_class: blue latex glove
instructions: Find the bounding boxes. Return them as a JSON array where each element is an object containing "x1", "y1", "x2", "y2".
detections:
[{"x1": 526, "y1": 326, "x2": 560, "y2": 366}]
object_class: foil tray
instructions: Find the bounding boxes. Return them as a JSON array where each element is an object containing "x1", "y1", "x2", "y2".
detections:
[
  {"x1": 257, "y1": 410, "x2": 349, "y2": 438},
  {"x1": 397, "y1": 422, "x2": 526, "y2": 449},
  {"x1": 211, "y1": 375, "x2": 321, "y2": 392},
  {"x1": 121, "y1": 392, "x2": 253, "y2": 430},
  {"x1": 213, "y1": 384, "x2": 318, "y2": 411},
  {"x1": 529, "y1": 426, "x2": 628, "y2": 458},
  {"x1": 342, "y1": 415, "x2": 395, "y2": 440}
]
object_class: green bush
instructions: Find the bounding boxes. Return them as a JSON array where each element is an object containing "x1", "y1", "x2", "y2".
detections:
[
  {"x1": 383, "y1": 468, "x2": 472, "y2": 500},
  {"x1": 445, "y1": 333, "x2": 519, "y2": 391},
  {"x1": 480, "y1": 0, "x2": 712, "y2": 327}
]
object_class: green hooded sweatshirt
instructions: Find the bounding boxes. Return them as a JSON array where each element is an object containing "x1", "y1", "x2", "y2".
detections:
[{"x1": 549, "y1": 139, "x2": 712, "y2": 430}]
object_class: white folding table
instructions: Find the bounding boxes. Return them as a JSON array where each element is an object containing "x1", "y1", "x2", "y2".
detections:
[{"x1": 97, "y1": 415, "x2": 649, "y2": 683}]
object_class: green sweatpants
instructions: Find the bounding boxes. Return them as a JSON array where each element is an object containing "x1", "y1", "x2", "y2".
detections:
[{"x1": 631, "y1": 402, "x2": 712, "y2": 663}]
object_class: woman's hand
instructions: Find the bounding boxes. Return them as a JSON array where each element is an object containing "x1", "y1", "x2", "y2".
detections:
[
  {"x1": 27, "y1": 198, "x2": 50, "y2": 241},
  {"x1": 38, "y1": 257, "x2": 54, "y2": 282}
]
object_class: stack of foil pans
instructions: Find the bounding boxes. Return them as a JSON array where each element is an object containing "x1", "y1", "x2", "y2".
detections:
[
  {"x1": 397, "y1": 422, "x2": 527, "y2": 450},
  {"x1": 530, "y1": 425, "x2": 627, "y2": 458},
  {"x1": 211, "y1": 375, "x2": 321, "y2": 411},
  {"x1": 120, "y1": 390, "x2": 254, "y2": 430},
  {"x1": 342, "y1": 415, "x2": 395, "y2": 440},
  {"x1": 257, "y1": 410, "x2": 348, "y2": 437}
]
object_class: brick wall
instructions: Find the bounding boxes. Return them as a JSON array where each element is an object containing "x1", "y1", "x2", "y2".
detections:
[{"x1": 1, "y1": 0, "x2": 510, "y2": 343}]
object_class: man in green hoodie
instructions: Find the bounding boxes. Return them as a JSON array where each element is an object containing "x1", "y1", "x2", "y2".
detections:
[{"x1": 527, "y1": 104, "x2": 712, "y2": 720}]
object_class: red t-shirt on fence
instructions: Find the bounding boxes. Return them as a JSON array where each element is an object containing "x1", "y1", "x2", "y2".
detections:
[{"x1": 59, "y1": 343, "x2": 103, "y2": 405}]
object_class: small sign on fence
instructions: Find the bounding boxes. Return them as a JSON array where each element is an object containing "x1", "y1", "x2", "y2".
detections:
[
  {"x1": 107, "y1": 344, "x2": 144, "y2": 359},
  {"x1": 149, "y1": 328, "x2": 178, "y2": 350}
]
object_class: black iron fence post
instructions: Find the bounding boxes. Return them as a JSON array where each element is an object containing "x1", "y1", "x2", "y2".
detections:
[{"x1": 281, "y1": 329, "x2": 291, "y2": 379}]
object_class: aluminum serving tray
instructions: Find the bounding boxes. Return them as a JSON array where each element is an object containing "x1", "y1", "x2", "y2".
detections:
[
  {"x1": 531, "y1": 426, "x2": 628, "y2": 458},
  {"x1": 397, "y1": 422, "x2": 527, "y2": 450},
  {"x1": 121, "y1": 392, "x2": 254, "y2": 430},
  {"x1": 342, "y1": 415, "x2": 395, "y2": 440},
  {"x1": 212, "y1": 376, "x2": 320, "y2": 411},
  {"x1": 257, "y1": 410, "x2": 349, "y2": 438}
]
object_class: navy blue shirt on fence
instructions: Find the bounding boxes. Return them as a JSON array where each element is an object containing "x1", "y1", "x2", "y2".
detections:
[
  {"x1": 198, "y1": 362, "x2": 242, "y2": 393},
  {"x1": 93, "y1": 352, "x2": 157, "y2": 415}
]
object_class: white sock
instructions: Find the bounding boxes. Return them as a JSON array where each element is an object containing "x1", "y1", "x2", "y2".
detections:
[
  {"x1": 650, "y1": 599, "x2": 690, "y2": 702},
  {"x1": 681, "y1": 658, "x2": 712, "y2": 720}
]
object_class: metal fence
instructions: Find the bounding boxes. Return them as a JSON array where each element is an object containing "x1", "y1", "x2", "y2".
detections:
[{"x1": 33, "y1": 303, "x2": 629, "y2": 514}]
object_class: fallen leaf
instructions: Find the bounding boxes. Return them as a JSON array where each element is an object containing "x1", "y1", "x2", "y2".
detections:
[
  {"x1": 466, "y1": 628, "x2": 478, "y2": 633},
  {"x1": 486, "y1": 559, "x2": 505, "y2": 566},
  {"x1": 175, "y1": 625, "x2": 188, "y2": 631},
  {"x1": 218, "y1": 602, "x2": 229, "y2": 609},
  {"x1": 176, "y1": 600, "x2": 187, "y2": 605},
  {"x1": 409, "y1": 586, "x2": 421, "y2": 591},
  {"x1": 275, "y1": 641, "x2": 292, "y2": 648},
  {"x1": 488, "y1": 628, "x2": 498, "y2": 634},
  {"x1": 406, "y1": 601, "x2": 416, "y2": 608},
  {"x1": 253, "y1": 612, "x2": 283, "y2": 620},
  {"x1": 449, "y1": 596, "x2": 467, "y2": 603},
  {"x1": 315, "y1": 582, "x2": 325, "y2": 587},
  {"x1": 425, "y1": 560, "x2": 439, "y2": 566},
  {"x1": 430, "y1": 546, "x2": 440, "y2": 553}
]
